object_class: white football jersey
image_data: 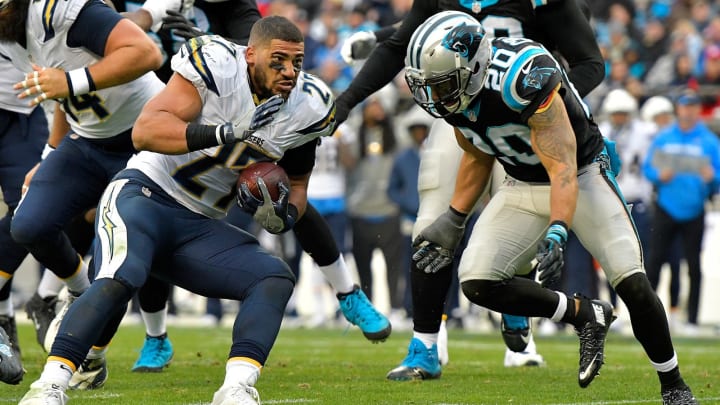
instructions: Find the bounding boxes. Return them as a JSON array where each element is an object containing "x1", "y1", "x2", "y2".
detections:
[
  {"x1": 127, "y1": 35, "x2": 336, "y2": 218},
  {"x1": 21, "y1": 0, "x2": 164, "y2": 138},
  {"x1": 0, "y1": 57, "x2": 35, "y2": 115}
]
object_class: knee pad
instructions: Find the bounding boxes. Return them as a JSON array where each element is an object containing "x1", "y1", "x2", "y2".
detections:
[
  {"x1": 253, "y1": 276, "x2": 295, "y2": 307},
  {"x1": 460, "y1": 279, "x2": 497, "y2": 307},
  {"x1": 614, "y1": 273, "x2": 659, "y2": 311},
  {"x1": 10, "y1": 210, "x2": 47, "y2": 246},
  {"x1": 0, "y1": 214, "x2": 30, "y2": 271}
]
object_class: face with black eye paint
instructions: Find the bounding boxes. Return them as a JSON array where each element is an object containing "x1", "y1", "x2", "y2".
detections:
[{"x1": 246, "y1": 39, "x2": 304, "y2": 101}]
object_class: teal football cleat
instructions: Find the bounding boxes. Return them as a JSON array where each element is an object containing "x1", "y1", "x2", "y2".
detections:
[
  {"x1": 500, "y1": 314, "x2": 531, "y2": 352},
  {"x1": 337, "y1": 285, "x2": 391, "y2": 342},
  {"x1": 386, "y1": 338, "x2": 442, "y2": 381},
  {"x1": 132, "y1": 334, "x2": 174, "y2": 372}
]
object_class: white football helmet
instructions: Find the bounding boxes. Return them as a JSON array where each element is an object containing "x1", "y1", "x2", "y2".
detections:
[
  {"x1": 640, "y1": 95, "x2": 674, "y2": 122},
  {"x1": 405, "y1": 11, "x2": 491, "y2": 117},
  {"x1": 601, "y1": 88, "x2": 638, "y2": 115}
]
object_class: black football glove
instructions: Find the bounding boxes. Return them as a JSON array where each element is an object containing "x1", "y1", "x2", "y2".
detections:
[
  {"x1": 534, "y1": 221, "x2": 568, "y2": 288},
  {"x1": 340, "y1": 31, "x2": 377, "y2": 64},
  {"x1": 412, "y1": 208, "x2": 467, "y2": 273},
  {"x1": 237, "y1": 178, "x2": 296, "y2": 234},
  {"x1": 162, "y1": 10, "x2": 205, "y2": 40}
]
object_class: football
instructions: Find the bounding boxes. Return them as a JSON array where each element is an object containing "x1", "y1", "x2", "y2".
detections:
[{"x1": 237, "y1": 161, "x2": 290, "y2": 201}]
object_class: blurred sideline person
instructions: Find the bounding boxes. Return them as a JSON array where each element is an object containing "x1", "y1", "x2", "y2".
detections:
[
  {"x1": 141, "y1": 4, "x2": 394, "y2": 341},
  {"x1": 337, "y1": 0, "x2": 606, "y2": 377},
  {"x1": 639, "y1": 95, "x2": 687, "y2": 331},
  {"x1": 19, "y1": 16, "x2": 335, "y2": 404},
  {"x1": 598, "y1": 91, "x2": 682, "y2": 331},
  {"x1": 0, "y1": 57, "x2": 47, "y2": 385},
  {"x1": 642, "y1": 89, "x2": 720, "y2": 336},
  {"x1": 403, "y1": 12, "x2": 697, "y2": 404},
  {"x1": 346, "y1": 92, "x2": 405, "y2": 320},
  {"x1": 387, "y1": 117, "x2": 431, "y2": 322}
]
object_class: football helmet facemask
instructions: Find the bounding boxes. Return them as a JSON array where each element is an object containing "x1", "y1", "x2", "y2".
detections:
[{"x1": 405, "y1": 11, "x2": 491, "y2": 118}]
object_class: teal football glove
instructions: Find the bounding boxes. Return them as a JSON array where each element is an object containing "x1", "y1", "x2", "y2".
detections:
[{"x1": 535, "y1": 221, "x2": 568, "y2": 288}]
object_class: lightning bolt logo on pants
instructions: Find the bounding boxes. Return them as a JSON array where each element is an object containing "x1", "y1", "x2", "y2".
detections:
[{"x1": 101, "y1": 188, "x2": 117, "y2": 260}]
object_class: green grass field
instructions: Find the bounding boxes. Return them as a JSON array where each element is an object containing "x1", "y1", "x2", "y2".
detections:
[{"x1": 2, "y1": 323, "x2": 718, "y2": 404}]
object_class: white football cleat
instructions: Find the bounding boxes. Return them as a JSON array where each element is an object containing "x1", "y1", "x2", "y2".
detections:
[
  {"x1": 504, "y1": 348, "x2": 546, "y2": 367},
  {"x1": 437, "y1": 316, "x2": 449, "y2": 366},
  {"x1": 18, "y1": 381, "x2": 69, "y2": 405},
  {"x1": 212, "y1": 384, "x2": 260, "y2": 405},
  {"x1": 503, "y1": 335, "x2": 545, "y2": 367}
]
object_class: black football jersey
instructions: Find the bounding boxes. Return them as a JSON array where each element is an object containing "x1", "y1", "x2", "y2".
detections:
[
  {"x1": 433, "y1": 0, "x2": 536, "y2": 38},
  {"x1": 445, "y1": 37, "x2": 603, "y2": 183},
  {"x1": 337, "y1": 0, "x2": 603, "y2": 122}
]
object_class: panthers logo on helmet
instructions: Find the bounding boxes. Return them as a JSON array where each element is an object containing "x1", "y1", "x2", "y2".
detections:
[{"x1": 441, "y1": 23, "x2": 485, "y2": 60}]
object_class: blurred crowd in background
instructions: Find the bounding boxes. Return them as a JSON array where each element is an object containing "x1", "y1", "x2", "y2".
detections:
[{"x1": 257, "y1": 0, "x2": 720, "y2": 127}]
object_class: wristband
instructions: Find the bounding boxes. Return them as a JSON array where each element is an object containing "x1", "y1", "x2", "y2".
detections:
[
  {"x1": 66, "y1": 68, "x2": 95, "y2": 97},
  {"x1": 546, "y1": 220, "x2": 568, "y2": 244},
  {"x1": 41, "y1": 143, "x2": 55, "y2": 160},
  {"x1": 186, "y1": 123, "x2": 235, "y2": 151}
]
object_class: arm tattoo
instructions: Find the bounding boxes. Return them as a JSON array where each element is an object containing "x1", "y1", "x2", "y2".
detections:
[
  {"x1": 529, "y1": 98, "x2": 577, "y2": 179},
  {"x1": 530, "y1": 93, "x2": 579, "y2": 224}
]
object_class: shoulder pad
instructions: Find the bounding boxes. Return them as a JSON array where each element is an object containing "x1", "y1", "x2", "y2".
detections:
[
  {"x1": 32, "y1": 0, "x2": 87, "y2": 42},
  {"x1": 290, "y1": 72, "x2": 336, "y2": 137},
  {"x1": 172, "y1": 35, "x2": 240, "y2": 96},
  {"x1": 498, "y1": 43, "x2": 561, "y2": 113}
]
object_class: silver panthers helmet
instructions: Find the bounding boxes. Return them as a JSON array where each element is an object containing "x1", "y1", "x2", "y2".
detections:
[{"x1": 405, "y1": 11, "x2": 492, "y2": 117}]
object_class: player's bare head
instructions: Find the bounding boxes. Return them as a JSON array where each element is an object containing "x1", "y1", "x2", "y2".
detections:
[
  {"x1": 248, "y1": 16, "x2": 304, "y2": 47},
  {"x1": 246, "y1": 16, "x2": 305, "y2": 100},
  {"x1": 0, "y1": 0, "x2": 29, "y2": 43}
]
